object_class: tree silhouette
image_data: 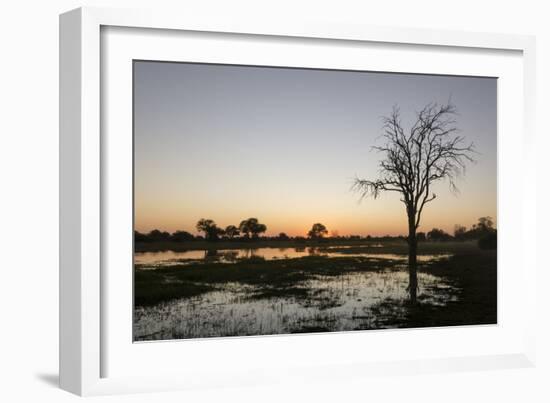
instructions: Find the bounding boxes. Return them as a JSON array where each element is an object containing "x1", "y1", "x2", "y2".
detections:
[
  {"x1": 196, "y1": 218, "x2": 224, "y2": 241},
  {"x1": 353, "y1": 102, "x2": 475, "y2": 303},
  {"x1": 427, "y1": 228, "x2": 452, "y2": 241},
  {"x1": 134, "y1": 230, "x2": 149, "y2": 243},
  {"x1": 147, "y1": 229, "x2": 171, "y2": 242},
  {"x1": 171, "y1": 230, "x2": 195, "y2": 242},
  {"x1": 239, "y1": 218, "x2": 267, "y2": 239},
  {"x1": 224, "y1": 225, "x2": 240, "y2": 239},
  {"x1": 476, "y1": 216, "x2": 494, "y2": 232},
  {"x1": 454, "y1": 225, "x2": 467, "y2": 241},
  {"x1": 308, "y1": 223, "x2": 328, "y2": 239}
]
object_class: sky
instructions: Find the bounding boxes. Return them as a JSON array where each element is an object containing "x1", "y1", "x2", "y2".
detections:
[{"x1": 134, "y1": 61, "x2": 497, "y2": 237}]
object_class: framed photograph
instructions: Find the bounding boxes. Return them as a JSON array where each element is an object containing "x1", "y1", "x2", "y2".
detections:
[{"x1": 60, "y1": 7, "x2": 537, "y2": 396}]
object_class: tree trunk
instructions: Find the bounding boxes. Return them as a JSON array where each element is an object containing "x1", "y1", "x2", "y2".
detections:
[{"x1": 407, "y1": 212, "x2": 418, "y2": 304}]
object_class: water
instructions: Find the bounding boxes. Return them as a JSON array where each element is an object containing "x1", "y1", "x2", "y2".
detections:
[
  {"x1": 134, "y1": 247, "x2": 458, "y2": 341},
  {"x1": 135, "y1": 247, "x2": 451, "y2": 268},
  {"x1": 134, "y1": 269, "x2": 458, "y2": 340}
]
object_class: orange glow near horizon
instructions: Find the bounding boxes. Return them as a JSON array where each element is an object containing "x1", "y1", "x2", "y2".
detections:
[
  {"x1": 133, "y1": 62, "x2": 497, "y2": 237},
  {"x1": 134, "y1": 184, "x2": 497, "y2": 238}
]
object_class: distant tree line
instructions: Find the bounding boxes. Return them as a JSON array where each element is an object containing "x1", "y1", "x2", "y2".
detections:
[
  {"x1": 135, "y1": 217, "x2": 268, "y2": 243},
  {"x1": 416, "y1": 216, "x2": 497, "y2": 249},
  {"x1": 135, "y1": 216, "x2": 496, "y2": 249}
]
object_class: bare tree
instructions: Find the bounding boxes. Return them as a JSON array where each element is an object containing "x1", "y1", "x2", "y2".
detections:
[{"x1": 353, "y1": 102, "x2": 475, "y2": 303}]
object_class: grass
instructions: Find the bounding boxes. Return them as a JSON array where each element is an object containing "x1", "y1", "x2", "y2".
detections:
[
  {"x1": 358, "y1": 249, "x2": 497, "y2": 329},
  {"x1": 327, "y1": 241, "x2": 479, "y2": 255},
  {"x1": 135, "y1": 241, "x2": 485, "y2": 304},
  {"x1": 409, "y1": 250, "x2": 497, "y2": 326},
  {"x1": 134, "y1": 241, "x2": 497, "y2": 331},
  {"x1": 135, "y1": 254, "x2": 398, "y2": 306},
  {"x1": 134, "y1": 276, "x2": 214, "y2": 307}
]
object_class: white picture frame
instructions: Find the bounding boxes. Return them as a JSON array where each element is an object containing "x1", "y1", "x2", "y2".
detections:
[{"x1": 59, "y1": 6, "x2": 537, "y2": 396}]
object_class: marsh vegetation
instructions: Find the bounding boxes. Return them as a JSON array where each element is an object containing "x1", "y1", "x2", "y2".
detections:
[
  {"x1": 132, "y1": 99, "x2": 497, "y2": 341},
  {"x1": 134, "y1": 240, "x2": 496, "y2": 341},
  {"x1": 132, "y1": 65, "x2": 498, "y2": 341}
]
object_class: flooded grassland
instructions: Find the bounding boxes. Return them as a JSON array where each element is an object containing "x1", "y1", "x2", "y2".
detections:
[{"x1": 133, "y1": 242, "x2": 496, "y2": 341}]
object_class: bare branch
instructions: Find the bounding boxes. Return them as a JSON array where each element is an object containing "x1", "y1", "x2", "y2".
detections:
[
  {"x1": 351, "y1": 177, "x2": 402, "y2": 200},
  {"x1": 353, "y1": 101, "x2": 476, "y2": 233}
]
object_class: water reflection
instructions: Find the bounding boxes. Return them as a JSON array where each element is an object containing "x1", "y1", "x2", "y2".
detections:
[
  {"x1": 135, "y1": 247, "x2": 451, "y2": 268},
  {"x1": 134, "y1": 269, "x2": 459, "y2": 340}
]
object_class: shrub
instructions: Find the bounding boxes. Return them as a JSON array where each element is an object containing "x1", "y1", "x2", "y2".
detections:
[{"x1": 478, "y1": 231, "x2": 497, "y2": 250}]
